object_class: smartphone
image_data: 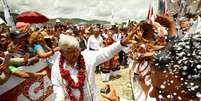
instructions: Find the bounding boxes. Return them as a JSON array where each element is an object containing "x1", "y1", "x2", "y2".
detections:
[{"x1": 100, "y1": 86, "x2": 110, "y2": 94}]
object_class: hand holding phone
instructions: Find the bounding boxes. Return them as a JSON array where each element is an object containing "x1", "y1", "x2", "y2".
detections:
[
  {"x1": 100, "y1": 85, "x2": 110, "y2": 94},
  {"x1": 100, "y1": 84, "x2": 119, "y2": 101}
]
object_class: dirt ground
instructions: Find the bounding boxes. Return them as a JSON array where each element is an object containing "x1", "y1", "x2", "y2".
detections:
[{"x1": 95, "y1": 66, "x2": 134, "y2": 101}]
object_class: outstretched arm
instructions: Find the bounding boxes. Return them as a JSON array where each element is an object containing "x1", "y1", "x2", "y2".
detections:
[
  {"x1": 35, "y1": 44, "x2": 60, "y2": 58},
  {"x1": 93, "y1": 25, "x2": 139, "y2": 66}
]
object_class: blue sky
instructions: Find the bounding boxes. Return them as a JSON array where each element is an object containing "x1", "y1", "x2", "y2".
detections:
[{"x1": 0, "y1": 0, "x2": 158, "y2": 22}]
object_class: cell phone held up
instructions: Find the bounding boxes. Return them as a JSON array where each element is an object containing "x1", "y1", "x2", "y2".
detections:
[{"x1": 100, "y1": 85, "x2": 110, "y2": 94}]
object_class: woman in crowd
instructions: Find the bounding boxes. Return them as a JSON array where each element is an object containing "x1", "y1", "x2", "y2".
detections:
[
  {"x1": 28, "y1": 31, "x2": 60, "y2": 59},
  {"x1": 0, "y1": 31, "x2": 47, "y2": 85},
  {"x1": 100, "y1": 30, "x2": 120, "y2": 82}
]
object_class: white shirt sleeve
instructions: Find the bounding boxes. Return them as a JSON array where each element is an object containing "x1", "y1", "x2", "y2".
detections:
[
  {"x1": 87, "y1": 36, "x2": 92, "y2": 50},
  {"x1": 93, "y1": 41, "x2": 123, "y2": 66},
  {"x1": 53, "y1": 86, "x2": 65, "y2": 101},
  {"x1": 51, "y1": 53, "x2": 66, "y2": 101}
]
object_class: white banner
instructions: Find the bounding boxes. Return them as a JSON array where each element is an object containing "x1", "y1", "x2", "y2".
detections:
[{"x1": 0, "y1": 59, "x2": 55, "y2": 101}]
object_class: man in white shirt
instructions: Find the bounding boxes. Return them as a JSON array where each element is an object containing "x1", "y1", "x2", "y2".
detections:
[
  {"x1": 87, "y1": 28, "x2": 103, "y2": 51},
  {"x1": 87, "y1": 28, "x2": 104, "y2": 73},
  {"x1": 51, "y1": 31, "x2": 134, "y2": 101}
]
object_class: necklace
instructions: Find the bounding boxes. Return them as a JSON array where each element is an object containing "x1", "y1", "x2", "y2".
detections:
[{"x1": 59, "y1": 54, "x2": 86, "y2": 101}]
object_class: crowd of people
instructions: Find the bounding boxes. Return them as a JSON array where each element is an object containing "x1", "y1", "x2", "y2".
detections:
[
  {"x1": 0, "y1": 12, "x2": 201, "y2": 101},
  {"x1": 103, "y1": 13, "x2": 201, "y2": 101}
]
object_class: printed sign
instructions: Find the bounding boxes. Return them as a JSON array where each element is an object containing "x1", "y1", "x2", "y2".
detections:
[{"x1": 0, "y1": 60, "x2": 55, "y2": 101}]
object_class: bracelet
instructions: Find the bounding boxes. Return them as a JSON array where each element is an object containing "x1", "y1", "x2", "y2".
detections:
[{"x1": 51, "y1": 49, "x2": 55, "y2": 54}]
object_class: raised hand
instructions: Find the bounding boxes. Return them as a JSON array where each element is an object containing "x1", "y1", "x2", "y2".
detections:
[
  {"x1": 155, "y1": 15, "x2": 176, "y2": 37},
  {"x1": 121, "y1": 25, "x2": 140, "y2": 46},
  {"x1": 101, "y1": 84, "x2": 119, "y2": 101}
]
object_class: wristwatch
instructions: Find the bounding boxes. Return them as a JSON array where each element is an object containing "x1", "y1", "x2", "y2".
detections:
[{"x1": 51, "y1": 49, "x2": 55, "y2": 54}]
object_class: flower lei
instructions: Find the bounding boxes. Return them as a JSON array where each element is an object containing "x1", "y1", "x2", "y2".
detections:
[{"x1": 59, "y1": 54, "x2": 86, "y2": 101}]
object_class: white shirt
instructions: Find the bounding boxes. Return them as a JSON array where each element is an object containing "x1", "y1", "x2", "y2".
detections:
[
  {"x1": 112, "y1": 33, "x2": 122, "y2": 42},
  {"x1": 101, "y1": 33, "x2": 108, "y2": 39},
  {"x1": 87, "y1": 35, "x2": 103, "y2": 50},
  {"x1": 51, "y1": 42, "x2": 123, "y2": 101}
]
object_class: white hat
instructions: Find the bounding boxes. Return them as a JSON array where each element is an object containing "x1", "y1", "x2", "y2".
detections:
[
  {"x1": 56, "y1": 19, "x2": 61, "y2": 23},
  {"x1": 66, "y1": 29, "x2": 73, "y2": 33}
]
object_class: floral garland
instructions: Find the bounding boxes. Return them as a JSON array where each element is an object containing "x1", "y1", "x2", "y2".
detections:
[{"x1": 59, "y1": 54, "x2": 86, "y2": 101}]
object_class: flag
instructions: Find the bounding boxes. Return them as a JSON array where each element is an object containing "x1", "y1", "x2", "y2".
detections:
[
  {"x1": 147, "y1": 5, "x2": 153, "y2": 20},
  {"x1": 158, "y1": 0, "x2": 165, "y2": 15},
  {"x1": 146, "y1": 1, "x2": 155, "y2": 24},
  {"x1": 146, "y1": 1, "x2": 154, "y2": 20},
  {"x1": 163, "y1": 0, "x2": 169, "y2": 16},
  {"x1": 1, "y1": 0, "x2": 16, "y2": 31},
  {"x1": 158, "y1": 0, "x2": 169, "y2": 16}
]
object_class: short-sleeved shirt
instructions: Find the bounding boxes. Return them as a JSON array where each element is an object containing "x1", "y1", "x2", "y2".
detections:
[{"x1": 33, "y1": 43, "x2": 45, "y2": 53}]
